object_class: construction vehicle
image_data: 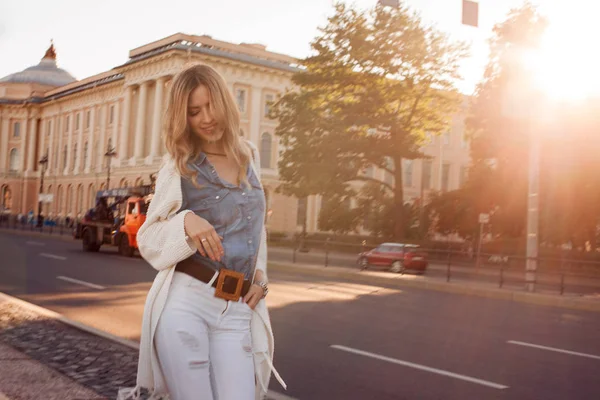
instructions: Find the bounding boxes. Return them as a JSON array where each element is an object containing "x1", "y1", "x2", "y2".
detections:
[{"x1": 74, "y1": 185, "x2": 153, "y2": 257}]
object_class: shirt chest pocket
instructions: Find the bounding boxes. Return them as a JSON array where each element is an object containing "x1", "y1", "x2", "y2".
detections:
[{"x1": 191, "y1": 188, "x2": 239, "y2": 227}]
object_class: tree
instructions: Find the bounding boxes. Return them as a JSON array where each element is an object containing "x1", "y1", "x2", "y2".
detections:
[
  {"x1": 465, "y1": 3, "x2": 548, "y2": 239},
  {"x1": 272, "y1": 1, "x2": 468, "y2": 240}
]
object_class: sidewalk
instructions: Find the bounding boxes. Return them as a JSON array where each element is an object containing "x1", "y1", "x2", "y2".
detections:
[{"x1": 0, "y1": 293, "x2": 294, "y2": 400}]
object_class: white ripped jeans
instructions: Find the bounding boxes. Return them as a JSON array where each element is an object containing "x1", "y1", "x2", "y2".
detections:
[{"x1": 155, "y1": 271, "x2": 255, "y2": 400}]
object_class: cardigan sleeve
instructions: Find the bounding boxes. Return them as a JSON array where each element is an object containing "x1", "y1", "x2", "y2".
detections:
[
  {"x1": 247, "y1": 140, "x2": 268, "y2": 280},
  {"x1": 137, "y1": 161, "x2": 197, "y2": 272}
]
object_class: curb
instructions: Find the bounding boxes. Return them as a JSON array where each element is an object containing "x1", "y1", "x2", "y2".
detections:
[
  {"x1": 0, "y1": 227, "x2": 75, "y2": 243},
  {"x1": 268, "y1": 262, "x2": 600, "y2": 312}
]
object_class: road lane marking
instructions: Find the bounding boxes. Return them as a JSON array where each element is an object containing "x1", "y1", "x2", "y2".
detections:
[
  {"x1": 26, "y1": 241, "x2": 46, "y2": 246},
  {"x1": 40, "y1": 253, "x2": 67, "y2": 261},
  {"x1": 331, "y1": 345, "x2": 509, "y2": 390},
  {"x1": 56, "y1": 276, "x2": 106, "y2": 290},
  {"x1": 507, "y1": 340, "x2": 600, "y2": 361}
]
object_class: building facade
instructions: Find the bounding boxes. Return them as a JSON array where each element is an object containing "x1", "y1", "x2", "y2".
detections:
[{"x1": 0, "y1": 33, "x2": 470, "y2": 236}]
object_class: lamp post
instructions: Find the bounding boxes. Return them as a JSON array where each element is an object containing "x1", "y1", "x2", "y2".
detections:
[
  {"x1": 104, "y1": 144, "x2": 117, "y2": 189},
  {"x1": 37, "y1": 152, "x2": 49, "y2": 227}
]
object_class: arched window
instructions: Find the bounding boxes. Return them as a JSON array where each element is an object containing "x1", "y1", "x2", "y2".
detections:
[
  {"x1": 76, "y1": 185, "x2": 84, "y2": 214},
  {"x1": 8, "y1": 149, "x2": 19, "y2": 171},
  {"x1": 66, "y1": 185, "x2": 73, "y2": 213},
  {"x1": 56, "y1": 185, "x2": 63, "y2": 214},
  {"x1": 89, "y1": 184, "x2": 96, "y2": 208},
  {"x1": 1, "y1": 185, "x2": 12, "y2": 210},
  {"x1": 260, "y1": 133, "x2": 272, "y2": 169}
]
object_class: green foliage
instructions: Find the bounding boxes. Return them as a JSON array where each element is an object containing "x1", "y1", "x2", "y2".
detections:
[{"x1": 271, "y1": 1, "x2": 468, "y2": 239}]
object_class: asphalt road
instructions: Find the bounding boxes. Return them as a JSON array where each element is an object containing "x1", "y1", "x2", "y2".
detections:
[{"x1": 1, "y1": 231, "x2": 599, "y2": 400}]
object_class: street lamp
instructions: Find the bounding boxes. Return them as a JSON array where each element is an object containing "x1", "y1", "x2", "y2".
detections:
[
  {"x1": 104, "y1": 144, "x2": 117, "y2": 189},
  {"x1": 37, "y1": 151, "x2": 49, "y2": 227}
]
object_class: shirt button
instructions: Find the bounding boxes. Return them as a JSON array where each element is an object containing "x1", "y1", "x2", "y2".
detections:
[
  {"x1": 247, "y1": 216, "x2": 251, "y2": 220},
  {"x1": 248, "y1": 239, "x2": 253, "y2": 244},
  {"x1": 242, "y1": 192, "x2": 246, "y2": 196},
  {"x1": 215, "y1": 195, "x2": 220, "y2": 199}
]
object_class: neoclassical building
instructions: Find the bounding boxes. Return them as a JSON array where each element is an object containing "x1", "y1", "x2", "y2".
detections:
[{"x1": 0, "y1": 33, "x2": 470, "y2": 235}]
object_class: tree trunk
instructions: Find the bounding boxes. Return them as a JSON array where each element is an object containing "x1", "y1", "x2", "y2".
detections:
[{"x1": 393, "y1": 156, "x2": 405, "y2": 241}]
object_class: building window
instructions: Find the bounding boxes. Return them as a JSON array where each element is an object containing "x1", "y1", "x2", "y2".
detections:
[
  {"x1": 109, "y1": 105, "x2": 114, "y2": 124},
  {"x1": 83, "y1": 142, "x2": 88, "y2": 168},
  {"x1": 459, "y1": 165, "x2": 467, "y2": 187},
  {"x1": 403, "y1": 159, "x2": 413, "y2": 187},
  {"x1": 384, "y1": 157, "x2": 394, "y2": 186},
  {"x1": 235, "y1": 88, "x2": 247, "y2": 113},
  {"x1": 461, "y1": 132, "x2": 468, "y2": 149},
  {"x1": 422, "y1": 160, "x2": 432, "y2": 190},
  {"x1": 260, "y1": 133, "x2": 272, "y2": 168},
  {"x1": 297, "y1": 197, "x2": 307, "y2": 226},
  {"x1": 442, "y1": 163, "x2": 451, "y2": 192},
  {"x1": 76, "y1": 114, "x2": 80, "y2": 130},
  {"x1": 73, "y1": 143, "x2": 78, "y2": 168},
  {"x1": 264, "y1": 94, "x2": 274, "y2": 117},
  {"x1": 65, "y1": 116, "x2": 70, "y2": 132},
  {"x1": 443, "y1": 131, "x2": 450, "y2": 146},
  {"x1": 47, "y1": 120, "x2": 52, "y2": 135},
  {"x1": 13, "y1": 122, "x2": 20, "y2": 138},
  {"x1": 2, "y1": 185, "x2": 13, "y2": 210},
  {"x1": 63, "y1": 145, "x2": 68, "y2": 169},
  {"x1": 86, "y1": 111, "x2": 91, "y2": 129},
  {"x1": 8, "y1": 149, "x2": 19, "y2": 171}
]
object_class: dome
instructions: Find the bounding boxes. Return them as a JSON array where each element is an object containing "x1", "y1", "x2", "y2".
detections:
[{"x1": 0, "y1": 43, "x2": 76, "y2": 87}]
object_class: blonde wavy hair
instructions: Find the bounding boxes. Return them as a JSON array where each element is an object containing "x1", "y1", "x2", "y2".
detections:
[{"x1": 164, "y1": 63, "x2": 252, "y2": 186}]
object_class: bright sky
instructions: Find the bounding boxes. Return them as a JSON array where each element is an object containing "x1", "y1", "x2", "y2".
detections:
[{"x1": 0, "y1": 1, "x2": 597, "y2": 97}]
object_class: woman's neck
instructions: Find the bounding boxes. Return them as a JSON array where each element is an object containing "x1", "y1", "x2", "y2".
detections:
[{"x1": 201, "y1": 141, "x2": 225, "y2": 155}]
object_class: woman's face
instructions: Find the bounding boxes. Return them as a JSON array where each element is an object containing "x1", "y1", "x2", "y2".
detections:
[{"x1": 187, "y1": 84, "x2": 223, "y2": 143}]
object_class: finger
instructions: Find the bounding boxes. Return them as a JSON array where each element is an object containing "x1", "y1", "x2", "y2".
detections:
[
  {"x1": 210, "y1": 230, "x2": 224, "y2": 256},
  {"x1": 192, "y1": 236, "x2": 206, "y2": 256},
  {"x1": 203, "y1": 236, "x2": 219, "y2": 261}
]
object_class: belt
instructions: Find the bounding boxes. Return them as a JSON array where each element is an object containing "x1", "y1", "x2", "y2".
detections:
[{"x1": 176, "y1": 258, "x2": 251, "y2": 301}]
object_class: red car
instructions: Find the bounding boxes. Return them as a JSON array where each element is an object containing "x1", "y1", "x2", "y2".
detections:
[{"x1": 357, "y1": 243, "x2": 428, "y2": 274}]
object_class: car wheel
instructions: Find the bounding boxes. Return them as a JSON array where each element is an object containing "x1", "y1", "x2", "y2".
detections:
[
  {"x1": 390, "y1": 261, "x2": 405, "y2": 274},
  {"x1": 359, "y1": 257, "x2": 369, "y2": 270},
  {"x1": 82, "y1": 229, "x2": 100, "y2": 252},
  {"x1": 119, "y1": 235, "x2": 134, "y2": 257}
]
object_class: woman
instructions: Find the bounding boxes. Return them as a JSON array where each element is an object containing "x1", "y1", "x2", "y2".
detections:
[{"x1": 118, "y1": 64, "x2": 285, "y2": 400}]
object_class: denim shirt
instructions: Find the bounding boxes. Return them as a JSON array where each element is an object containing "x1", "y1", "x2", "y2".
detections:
[{"x1": 179, "y1": 153, "x2": 266, "y2": 280}]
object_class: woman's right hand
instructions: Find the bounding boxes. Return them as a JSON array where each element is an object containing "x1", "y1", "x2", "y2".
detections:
[{"x1": 184, "y1": 213, "x2": 224, "y2": 262}]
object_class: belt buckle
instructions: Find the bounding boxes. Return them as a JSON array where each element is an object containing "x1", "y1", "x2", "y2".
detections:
[{"x1": 215, "y1": 269, "x2": 244, "y2": 301}]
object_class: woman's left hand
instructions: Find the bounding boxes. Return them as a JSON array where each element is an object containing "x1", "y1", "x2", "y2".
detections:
[{"x1": 243, "y1": 284, "x2": 264, "y2": 310}]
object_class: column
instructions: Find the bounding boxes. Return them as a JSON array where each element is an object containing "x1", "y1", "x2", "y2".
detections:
[
  {"x1": 85, "y1": 106, "x2": 96, "y2": 173},
  {"x1": 119, "y1": 86, "x2": 133, "y2": 164},
  {"x1": 26, "y1": 117, "x2": 37, "y2": 173},
  {"x1": 249, "y1": 86, "x2": 263, "y2": 146},
  {"x1": 47, "y1": 118, "x2": 55, "y2": 175},
  {"x1": 19, "y1": 118, "x2": 28, "y2": 172},
  {"x1": 132, "y1": 81, "x2": 149, "y2": 164},
  {"x1": 74, "y1": 110, "x2": 84, "y2": 174},
  {"x1": 64, "y1": 111, "x2": 74, "y2": 174},
  {"x1": 56, "y1": 114, "x2": 64, "y2": 175},
  {"x1": 39, "y1": 118, "x2": 47, "y2": 163},
  {"x1": 147, "y1": 77, "x2": 165, "y2": 164},
  {"x1": 0, "y1": 117, "x2": 9, "y2": 172},
  {"x1": 111, "y1": 101, "x2": 120, "y2": 151},
  {"x1": 95, "y1": 104, "x2": 107, "y2": 172}
]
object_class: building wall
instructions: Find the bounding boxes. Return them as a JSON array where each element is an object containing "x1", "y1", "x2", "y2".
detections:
[{"x1": 0, "y1": 34, "x2": 471, "y2": 236}]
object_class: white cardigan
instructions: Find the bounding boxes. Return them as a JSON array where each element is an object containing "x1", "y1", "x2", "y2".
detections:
[{"x1": 120, "y1": 142, "x2": 285, "y2": 400}]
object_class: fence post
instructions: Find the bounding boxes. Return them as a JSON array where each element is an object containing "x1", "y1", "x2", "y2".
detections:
[
  {"x1": 324, "y1": 238, "x2": 330, "y2": 267},
  {"x1": 560, "y1": 273, "x2": 565, "y2": 295},
  {"x1": 446, "y1": 252, "x2": 451, "y2": 282}
]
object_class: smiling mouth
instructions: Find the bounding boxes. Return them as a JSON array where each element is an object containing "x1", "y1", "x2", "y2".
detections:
[{"x1": 201, "y1": 124, "x2": 217, "y2": 132}]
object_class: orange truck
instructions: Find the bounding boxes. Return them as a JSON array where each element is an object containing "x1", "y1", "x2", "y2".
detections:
[{"x1": 74, "y1": 186, "x2": 153, "y2": 257}]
